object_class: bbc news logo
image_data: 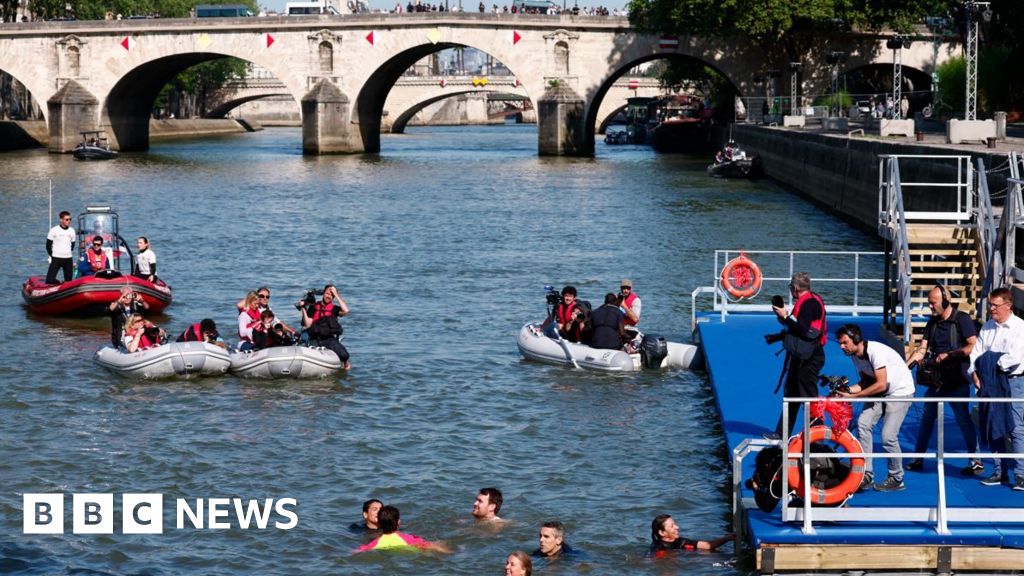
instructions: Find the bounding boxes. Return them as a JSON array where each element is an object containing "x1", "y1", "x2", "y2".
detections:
[{"x1": 23, "y1": 494, "x2": 298, "y2": 534}]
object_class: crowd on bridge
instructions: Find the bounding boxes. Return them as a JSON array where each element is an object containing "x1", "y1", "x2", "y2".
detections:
[{"x1": 389, "y1": 1, "x2": 623, "y2": 16}]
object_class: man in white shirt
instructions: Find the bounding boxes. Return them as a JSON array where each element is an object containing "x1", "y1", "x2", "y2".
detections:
[
  {"x1": 837, "y1": 324, "x2": 916, "y2": 492},
  {"x1": 968, "y1": 287, "x2": 1024, "y2": 490},
  {"x1": 45, "y1": 210, "x2": 76, "y2": 284}
]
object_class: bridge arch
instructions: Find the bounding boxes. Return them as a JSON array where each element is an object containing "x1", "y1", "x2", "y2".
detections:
[
  {"x1": 101, "y1": 51, "x2": 303, "y2": 151},
  {"x1": 389, "y1": 89, "x2": 525, "y2": 134},
  {"x1": 354, "y1": 39, "x2": 534, "y2": 153},
  {"x1": 0, "y1": 67, "x2": 48, "y2": 123},
  {"x1": 584, "y1": 53, "x2": 739, "y2": 152},
  {"x1": 205, "y1": 93, "x2": 293, "y2": 118},
  {"x1": 596, "y1": 103, "x2": 627, "y2": 134}
]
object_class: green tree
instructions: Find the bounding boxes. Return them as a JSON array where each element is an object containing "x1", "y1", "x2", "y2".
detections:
[
  {"x1": 627, "y1": 0, "x2": 948, "y2": 63},
  {"x1": 159, "y1": 57, "x2": 249, "y2": 117}
]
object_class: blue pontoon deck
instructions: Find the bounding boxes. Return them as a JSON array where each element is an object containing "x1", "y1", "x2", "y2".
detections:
[{"x1": 694, "y1": 248, "x2": 1024, "y2": 573}]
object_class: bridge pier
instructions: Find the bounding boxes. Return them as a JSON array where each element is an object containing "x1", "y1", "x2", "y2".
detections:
[
  {"x1": 46, "y1": 80, "x2": 100, "y2": 153},
  {"x1": 537, "y1": 81, "x2": 588, "y2": 156},
  {"x1": 301, "y1": 79, "x2": 359, "y2": 155}
]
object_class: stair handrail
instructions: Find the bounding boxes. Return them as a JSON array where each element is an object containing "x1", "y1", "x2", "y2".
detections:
[
  {"x1": 1008, "y1": 176, "x2": 1023, "y2": 288},
  {"x1": 887, "y1": 158, "x2": 914, "y2": 342},
  {"x1": 976, "y1": 157, "x2": 1000, "y2": 317}
]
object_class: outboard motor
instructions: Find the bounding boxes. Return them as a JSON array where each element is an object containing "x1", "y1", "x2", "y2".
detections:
[{"x1": 640, "y1": 334, "x2": 669, "y2": 369}]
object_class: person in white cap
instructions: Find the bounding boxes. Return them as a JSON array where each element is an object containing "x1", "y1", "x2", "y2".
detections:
[{"x1": 619, "y1": 279, "x2": 642, "y2": 335}]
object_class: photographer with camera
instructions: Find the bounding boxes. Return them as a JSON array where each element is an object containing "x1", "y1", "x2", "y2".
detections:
[
  {"x1": 836, "y1": 324, "x2": 916, "y2": 492},
  {"x1": 108, "y1": 287, "x2": 150, "y2": 347},
  {"x1": 904, "y1": 285, "x2": 980, "y2": 475},
  {"x1": 764, "y1": 272, "x2": 827, "y2": 439},
  {"x1": 251, "y1": 310, "x2": 295, "y2": 350},
  {"x1": 300, "y1": 284, "x2": 350, "y2": 370},
  {"x1": 176, "y1": 318, "x2": 225, "y2": 348},
  {"x1": 547, "y1": 285, "x2": 589, "y2": 343},
  {"x1": 235, "y1": 287, "x2": 298, "y2": 338},
  {"x1": 122, "y1": 313, "x2": 165, "y2": 353}
]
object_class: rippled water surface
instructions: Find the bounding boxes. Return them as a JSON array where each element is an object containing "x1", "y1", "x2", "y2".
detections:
[{"x1": 0, "y1": 126, "x2": 877, "y2": 575}]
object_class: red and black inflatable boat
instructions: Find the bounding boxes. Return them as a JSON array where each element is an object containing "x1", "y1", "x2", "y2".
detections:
[{"x1": 22, "y1": 272, "x2": 172, "y2": 316}]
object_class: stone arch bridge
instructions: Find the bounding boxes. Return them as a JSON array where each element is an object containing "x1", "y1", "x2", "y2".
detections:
[
  {"x1": 208, "y1": 74, "x2": 663, "y2": 133},
  {"x1": 0, "y1": 13, "x2": 956, "y2": 156}
]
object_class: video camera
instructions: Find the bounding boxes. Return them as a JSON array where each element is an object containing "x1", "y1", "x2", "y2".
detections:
[
  {"x1": 544, "y1": 285, "x2": 562, "y2": 307},
  {"x1": 819, "y1": 375, "x2": 851, "y2": 396},
  {"x1": 295, "y1": 288, "x2": 324, "y2": 310}
]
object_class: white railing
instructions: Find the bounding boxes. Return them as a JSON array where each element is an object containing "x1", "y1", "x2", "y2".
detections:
[
  {"x1": 731, "y1": 395, "x2": 1024, "y2": 543},
  {"x1": 1009, "y1": 177, "x2": 1024, "y2": 286},
  {"x1": 691, "y1": 249, "x2": 885, "y2": 330},
  {"x1": 877, "y1": 154, "x2": 974, "y2": 224}
]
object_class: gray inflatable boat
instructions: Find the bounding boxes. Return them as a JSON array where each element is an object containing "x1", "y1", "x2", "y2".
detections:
[
  {"x1": 516, "y1": 322, "x2": 702, "y2": 372},
  {"x1": 228, "y1": 345, "x2": 342, "y2": 379},
  {"x1": 94, "y1": 341, "x2": 231, "y2": 379}
]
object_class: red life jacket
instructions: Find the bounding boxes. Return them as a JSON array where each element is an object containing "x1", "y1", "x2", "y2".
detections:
[
  {"x1": 124, "y1": 326, "x2": 155, "y2": 349},
  {"x1": 239, "y1": 308, "x2": 261, "y2": 342},
  {"x1": 793, "y1": 291, "x2": 827, "y2": 345},
  {"x1": 312, "y1": 302, "x2": 336, "y2": 321},
  {"x1": 86, "y1": 248, "x2": 108, "y2": 271},
  {"x1": 556, "y1": 302, "x2": 578, "y2": 324},
  {"x1": 622, "y1": 292, "x2": 639, "y2": 326},
  {"x1": 183, "y1": 323, "x2": 203, "y2": 342},
  {"x1": 556, "y1": 301, "x2": 582, "y2": 340}
]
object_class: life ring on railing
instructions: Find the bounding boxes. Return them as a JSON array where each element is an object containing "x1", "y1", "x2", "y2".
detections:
[
  {"x1": 719, "y1": 253, "x2": 762, "y2": 300},
  {"x1": 786, "y1": 425, "x2": 865, "y2": 506}
]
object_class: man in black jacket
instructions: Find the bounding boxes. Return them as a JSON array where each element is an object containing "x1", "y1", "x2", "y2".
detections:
[
  {"x1": 590, "y1": 293, "x2": 625, "y2": 350},
  {"x1": 765, "y1": 272, "x2": 827, "y2": 438}
]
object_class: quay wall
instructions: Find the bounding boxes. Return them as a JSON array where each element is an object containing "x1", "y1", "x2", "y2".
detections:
[
  {"x1": 729, "y1": 124, "x2": 1014, "y2": 230},
  {"x1": 0, "y1": 119, "x2": 256, "y2": 150}
]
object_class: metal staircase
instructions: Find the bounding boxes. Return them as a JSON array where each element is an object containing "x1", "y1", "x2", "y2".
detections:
[
  {"x1": 878, "y1": 155, "x2": 978, "y2": 347},
  {"x1": 880, "y1": 152, "x2": 1024, "y2": 348}
]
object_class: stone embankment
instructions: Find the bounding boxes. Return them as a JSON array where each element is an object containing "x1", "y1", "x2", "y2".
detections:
[
  {"x1": 0, "y1": 118, "x2": 260, "y2": 151},
  {"x1": 727, "y1": 123, "x2": 1021, "y2": 230}
]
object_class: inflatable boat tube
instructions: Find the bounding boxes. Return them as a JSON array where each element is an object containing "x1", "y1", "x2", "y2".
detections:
[
  {"x1": 228, "y1": 346, "x2": 343, "y2": 379},
  {"x1": 93, "y1": 341, "x2": 230, "y2": 379},
  {"x1": 516, "y1": 323, "x2": 701, "y2": 372}
]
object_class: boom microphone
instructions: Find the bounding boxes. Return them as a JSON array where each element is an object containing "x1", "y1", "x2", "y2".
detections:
[{"x1": 771, "y1": 295, "x2": 785, "y2": 309}]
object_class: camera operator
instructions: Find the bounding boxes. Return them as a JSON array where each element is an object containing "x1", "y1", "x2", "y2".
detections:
[
  {"x1": 108, "y1": 287, "x2": 150, "y2": 347},
  {"x1": 548, "y1": 285, "x2": 589, "y2": 343},
  {"x1": 252, "y1": 310, "x2": 295, "y2": 350},
  {"x1": 176, "y1": 318, "x2": 225, "y2": 348},
  {"x1": 235, "y1": 287, "x2": 298, "y2": 338},
  {"x1": 764, "y1": 272, "x2": 827, "y2": 439},
  {"x1": 904, "y1": 285, "x2": 980, "y2": 475},
  {"x1": 300, "y1": 284, "x2": 351, "y2": 370},
  {"x1": 836, "y1": 324, "x2": 916, "y2": 493}
]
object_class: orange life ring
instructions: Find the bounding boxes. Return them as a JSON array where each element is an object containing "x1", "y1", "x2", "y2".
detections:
[
  {"x1": 720, "y1": 253, "x2": 762, "y2": 299},
  {"x1": 786, "y1": 425, "x2": 866, "y2": 505}
]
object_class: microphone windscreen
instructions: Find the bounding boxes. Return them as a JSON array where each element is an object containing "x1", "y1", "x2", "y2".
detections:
[{"x1": 772, "y1": 295, "x2": 785, "y2": 308}]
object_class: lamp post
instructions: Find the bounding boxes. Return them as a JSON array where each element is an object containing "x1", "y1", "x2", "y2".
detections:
[
  {"x1": 963, "y1": 1, "x2": 992, "y2": 121},
  {"x1": 788, "y1": 62, "x2": 802, "y2": 116},
  {"x1": 886, "y1": 35, "x2": 910, "y2": 119},
  {"x1": 825, "y1": 52, "x2": 847, "y2": 117}
]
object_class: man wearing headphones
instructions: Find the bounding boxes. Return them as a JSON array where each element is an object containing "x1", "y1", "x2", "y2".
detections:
[
  {"x1": 836, "y1": 324, "x2": 916, "y2": 492},
  {"x1": 905, "y1": 286, "x2": 980, "y2": 475}
]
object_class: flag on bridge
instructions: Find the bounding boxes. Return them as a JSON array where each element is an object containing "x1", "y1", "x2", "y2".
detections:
[
  {"x1": 509, "y1": 30, "x2": 522, "y2": 46},
  {"x1": 365, "y1": 31, "x2": 375, "y2": 45},
  {"x1": 659, "y1": 35, "x2": 679, "y2": 50},
  {"x1": 266, "y1": 33, "x2": 275, "y2": 48},
  {"x1": 120, "y1": 36, "x2": 133, "y2": 51}
]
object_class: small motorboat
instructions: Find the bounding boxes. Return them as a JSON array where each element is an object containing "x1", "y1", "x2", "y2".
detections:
[
  {"x1": 604, "y1": 128, "x2": 628, "y2": 145},
  {"x1": 228, "y1": 345, "x2": 343, "y2": 379},
  {"x1": 22, "y1": 206, "x2": 172, "y2": 315},
  {"x1": 708, "y1": 143, "x2": 763, "y2": 178},
  {"x1": 94, "y1": 341, "x2": 231, "y2": 379},
  {"x1": 72, "y1": 131, "x2": 118, "y2": 160},
  {"x1": 517, "y1": 323, "x2": 701, "y2": 372}
]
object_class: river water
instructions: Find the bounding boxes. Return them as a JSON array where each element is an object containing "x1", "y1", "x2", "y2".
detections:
[{"x1": 0, "y1": 126, "x2": 877, "y2": 575}]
